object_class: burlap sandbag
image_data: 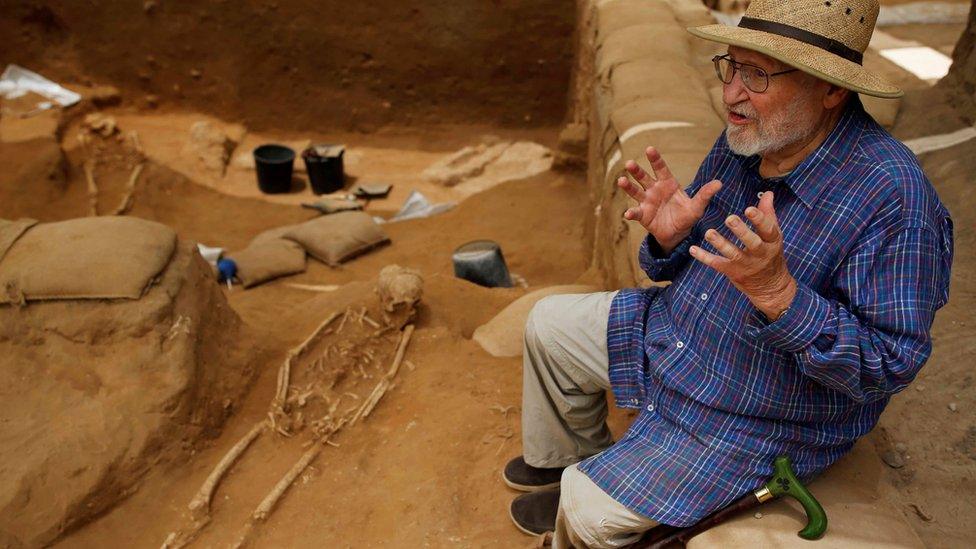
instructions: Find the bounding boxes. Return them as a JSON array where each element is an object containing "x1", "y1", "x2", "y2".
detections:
[
  {"x1": 284, "y1": 211, "x2": 389, "y2": 267},
  {"x1": 472, "y1": 285, "x2": 599, "y2": 357},
  {"x1": 602, "y1": 99, "x2": 721, "y2": 159},
  {"x1": 0, "y1": 217, "x2": 176, "y2": 304},
  {"x1": 668, "y1": 0, "x2": 718, "y2": 29},
  {"x1": 688, "y1": 441, "x2": 925, "y2": 548},
  {"x1": 610, "y1": 58, "x2": 707, "y2": 111},
  {"x1": 0, "y1": 218, "x2": 38, "y2": 262},
  {"x1": 597, "y1": 0, "x2": 678, "y2": 37},
  {"x1": 596, "y1": 25, "x2": 690, "y2": 77},
  {"x1": 226, "y1": 238, "x2": 306, "y2": 288},
  {"x1": 251, "y1": 224, "x2": 298, "y2": 245}
]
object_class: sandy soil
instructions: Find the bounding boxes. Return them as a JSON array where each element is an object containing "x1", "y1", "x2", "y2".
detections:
[
  {"x1": 0, "y1": 117, "x2": 597, "y2": 547},
  {"x1": 1, "y1": 7, "x2": 974, "y2": 549}
]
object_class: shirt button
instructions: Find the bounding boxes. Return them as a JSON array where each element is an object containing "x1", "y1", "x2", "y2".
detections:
[
  {"x1": 700, "y1": 293, "x2": 708, "y2": 301},
  {"x1": 757, "y1": 191, "x2": 764, "y2": 199},
  {"x1": 647, "y1": 404, "x2": 655, "y2": 413},
  {"x1": 676, "y1": 341, "x2": 685, "y2": 349},
  {"x1": 631, "y1": 398, "x2": 639, "y2": 405}
]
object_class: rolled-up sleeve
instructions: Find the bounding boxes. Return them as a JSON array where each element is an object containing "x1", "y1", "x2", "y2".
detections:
[{"x1": 745, "y1": 223, "x2": 953, "y2": 403}]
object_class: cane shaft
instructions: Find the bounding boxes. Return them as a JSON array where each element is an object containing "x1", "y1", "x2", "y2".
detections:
[{"x1": 636, "y1": 493, "x2": 762, "y2": 549}]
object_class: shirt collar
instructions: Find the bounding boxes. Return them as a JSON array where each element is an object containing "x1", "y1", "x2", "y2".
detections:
[{"x1": 735, "y1": 97, "x2": 868, "y2": 209}]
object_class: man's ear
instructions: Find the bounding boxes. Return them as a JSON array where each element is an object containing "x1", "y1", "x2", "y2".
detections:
[{"x1": 823, "y1": 84, "x2": 850, "y2": 110}]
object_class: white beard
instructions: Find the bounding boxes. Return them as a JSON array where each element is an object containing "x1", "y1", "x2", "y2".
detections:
[{"x1": 725, "y1": 94, "x2": 818, "y2": 157}]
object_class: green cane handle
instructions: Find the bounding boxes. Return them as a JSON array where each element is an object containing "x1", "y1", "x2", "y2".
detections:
[{"x1": 763, "y1": 455, "x2": 828, "y2": 540}]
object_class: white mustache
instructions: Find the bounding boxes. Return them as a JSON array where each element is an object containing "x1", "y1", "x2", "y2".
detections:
[{"x1": 726, "y1": 103, "x2": 758, "y2": 119}]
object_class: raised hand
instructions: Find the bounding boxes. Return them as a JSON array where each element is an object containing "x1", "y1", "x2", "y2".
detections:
[
  {"x1": 689, "y1": 191, "x2": 797, "y2": 320},
  {"x1": 617, "y1": 147, "x2": 722, "y2": 254}
]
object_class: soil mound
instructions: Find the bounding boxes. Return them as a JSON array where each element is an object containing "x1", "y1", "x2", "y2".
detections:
[{"x1": 0, "y1": 235, "x2": 256, "y2": 547}]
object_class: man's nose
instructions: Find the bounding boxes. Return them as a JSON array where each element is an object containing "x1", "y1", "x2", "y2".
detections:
[{"x1": 722, "y1": 70, "x2": 749, "y2": 107}]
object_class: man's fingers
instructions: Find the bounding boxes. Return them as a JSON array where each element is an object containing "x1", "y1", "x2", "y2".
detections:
[
  {"x1": 692, "y1": 179, "x2": 723, "y2": 210},
  {"x1": 704, "y1": 229, "x2": 743, "y2": 260},
  {"x1": 645, "y1": 146, "x2": 675, "y2": 182},
  {"x1": 759, "y1": 190, "x2": 775, "y2": 211},
  {"x1": 623, "y1": 206, "x2": 642, "y2": 221},
  {"x1": 617, "y1": 176, "x2": 645, "y2": 201},
  {"x1": 746, "y1": 192, "x2": 780, "y2": 242},
  {"x1": 725, "y1": 215, "x2": 762, "y2": 250},
  {"x1": 625, "y1": 159, "x2": 655, "y2": 187},
  {"x1": 689, "y1": 245, "x2": 730, "y2": 272}
]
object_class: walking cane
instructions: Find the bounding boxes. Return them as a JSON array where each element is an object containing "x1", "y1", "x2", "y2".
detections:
[{"x1": 631, "y1": 455, "x2": 828, "y2": 548}]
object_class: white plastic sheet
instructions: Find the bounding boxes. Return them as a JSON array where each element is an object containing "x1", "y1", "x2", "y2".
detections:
[
  {"x1": 0, "y1": 64, "x2": 81, "y2": 108},
  {"x1": 196, "y1": 243, "x2": 224, "y2": 269},
  {"x1": 382, "y1": 191, "x2": 455, "y2": 223}
]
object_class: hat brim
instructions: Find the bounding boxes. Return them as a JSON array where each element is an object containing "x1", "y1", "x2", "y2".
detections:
[{"x1": 688, "y1": 24, "x2": 903, "y2": 99}]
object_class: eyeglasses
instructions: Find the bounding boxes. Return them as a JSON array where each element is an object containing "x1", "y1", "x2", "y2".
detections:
[{"x1": 712, "y1": 54, "x2": 799, "y2": 93}]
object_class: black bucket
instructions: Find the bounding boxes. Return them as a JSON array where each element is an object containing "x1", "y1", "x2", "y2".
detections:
[
  {"x1": 452, "y1": 240, "x2": 513, "y2": 288},
  {"x1": 303, "y1": 144, "x2": 345, "y2": 195},
  {"x1": 254, "y1": 144, "x2": 295, "y2": 194}
]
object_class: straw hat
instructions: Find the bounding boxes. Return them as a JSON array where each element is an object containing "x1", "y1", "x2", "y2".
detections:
[{"x1": 688, "y1": 0, "x2": 902, "y2": 98}]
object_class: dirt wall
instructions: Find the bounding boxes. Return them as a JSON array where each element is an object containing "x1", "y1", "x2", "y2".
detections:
[
  {"x1": 0, "y1": 0, "x2": 577, "y2": 133},
  {"x1": 939, "y1": 0, "x2": 976, "y2": 121}
]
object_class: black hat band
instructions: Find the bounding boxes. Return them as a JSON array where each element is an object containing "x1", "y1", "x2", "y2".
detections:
[{"x1": 738, "y1": 16, "x2": 864, "y2": 65}]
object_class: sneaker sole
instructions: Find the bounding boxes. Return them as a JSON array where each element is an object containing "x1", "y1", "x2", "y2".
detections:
[{"x1": 502, "y1": 470, "x2": 561, "y2": 492}]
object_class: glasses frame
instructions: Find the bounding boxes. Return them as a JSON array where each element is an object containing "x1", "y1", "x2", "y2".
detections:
[{"x1": 712, "y1": 54, "x2": 799, "y2": 93}]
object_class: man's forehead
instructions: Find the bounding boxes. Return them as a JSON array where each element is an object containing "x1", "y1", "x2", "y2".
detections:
[{"x1": 727, "y1": 45, "x2": 787, "y2": 70}]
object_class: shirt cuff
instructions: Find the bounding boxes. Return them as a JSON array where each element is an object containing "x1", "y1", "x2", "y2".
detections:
[
  {"x1": 639, "y1": 234, "x2": 695, "y2": 280},
  {"x1": 645, "y1": 234, "x2": 692, "y2": 260},
  {"x1": 745, "y1": 283, "x2": 831, "y2": 353}
]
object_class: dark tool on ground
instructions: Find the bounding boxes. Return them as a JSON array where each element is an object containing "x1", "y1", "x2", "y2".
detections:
[{"x1": 631, "y1": 455, "x2": 827, "y2": 548}]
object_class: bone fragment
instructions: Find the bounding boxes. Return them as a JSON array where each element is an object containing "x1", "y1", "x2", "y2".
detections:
[
  {"x1": 159, "y1": 515, "x2": 210, "y2": 549},
  {"x1": 274, "y1": 310, "x2": 342, "y2": 409},
  {"x1": 111, "y1": 162, "x2": 145, "y2": 215},
  {"x1": 284, "y1": 283, "x2": 341, "y2": 292},
  {"x1": 187, "y1": 421, "x2": 266, "y2": 520},
  {"x1": 128, "y1": 130, "x2": 144, "y2": 154},
  {"x1": 160, "y1": 532, "x2": 178, "y2": 549},
  {"x1": 251, "y1": 445, "x2": 322, "y2": 522},
  {"x1": 352, "y1": 324, "x2": 414, "y2": 424},
  {"x1": 84, "y1": 160, "x2": 99, "y2": 216},
  {"x1": 336, "y1": 308, "x2": 350, "y2": 333},
  {"x1": 385, "y1": 324, "x2": 415, "y2": 379},
  {"x1": 362, "y1": 313, "x2": 381, "y2": 329}
]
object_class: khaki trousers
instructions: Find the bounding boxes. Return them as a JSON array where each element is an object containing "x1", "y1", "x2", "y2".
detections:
[{"x1": 521, "y1": 292, "x2": 659, "y2": 548}]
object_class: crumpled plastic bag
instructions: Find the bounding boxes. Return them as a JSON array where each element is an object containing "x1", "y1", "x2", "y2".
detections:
[
  {"x1": 0, "y1": 65, "x2": 81, "y2": 110},
  {"x1": 382, "y1": 191, "x2": 455, "y2": 223}
]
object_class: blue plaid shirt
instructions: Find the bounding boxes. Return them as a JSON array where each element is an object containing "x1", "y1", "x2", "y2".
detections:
[{"x1": 578, "y1": 97, "x2": 954, "y2": 526}]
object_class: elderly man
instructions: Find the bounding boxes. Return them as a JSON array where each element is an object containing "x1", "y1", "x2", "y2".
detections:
[{"x1": 504, "y1": 0, "x2": 954, "y2": 547}]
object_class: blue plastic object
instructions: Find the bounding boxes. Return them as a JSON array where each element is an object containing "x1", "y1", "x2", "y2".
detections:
[{"x1": 217, "y1": 258, "x2": 237, "y2": 283}]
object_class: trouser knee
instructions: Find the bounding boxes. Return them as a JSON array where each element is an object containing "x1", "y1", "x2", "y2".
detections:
[
  {"x1": 557, "y1": 465, "x2": 655, "y2": 549},
  {"x1": 523, "y1": 295, "x2": 559, "y2": 353}
]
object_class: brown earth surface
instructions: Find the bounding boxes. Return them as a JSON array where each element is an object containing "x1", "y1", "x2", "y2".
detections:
[
  {"x1": 1, "y1": 3, "x2": 975, "y2": 549},
  {"x1": 0, "y1": 115, "x2": 598, "y2": 547},
  {"x1": 0, "y1": 0, "x2": 576, "y2": 132}
]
